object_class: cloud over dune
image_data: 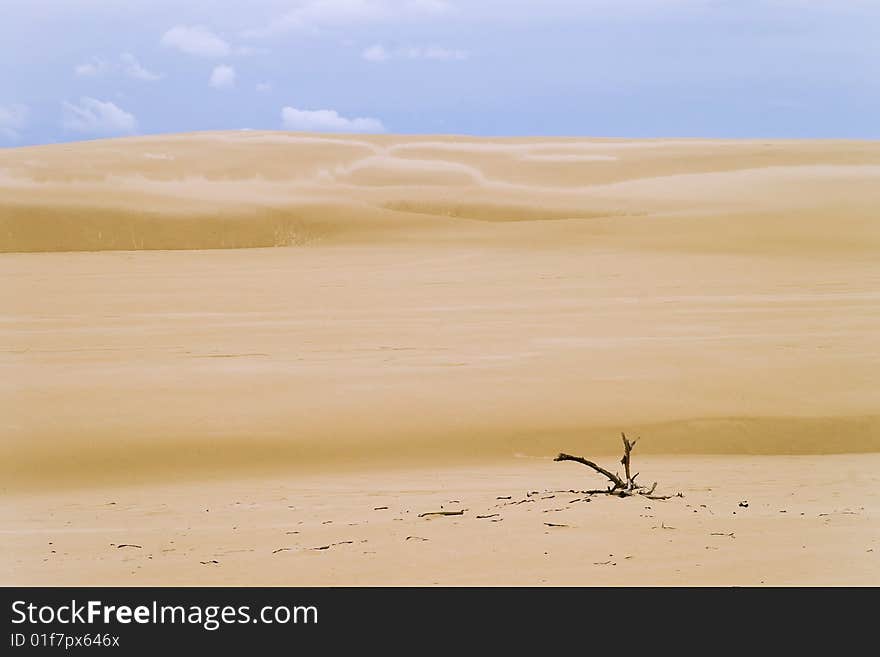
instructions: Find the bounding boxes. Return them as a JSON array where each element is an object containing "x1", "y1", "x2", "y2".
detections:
[
  {"x1": 62, "y1": 97, "x2": 138, "y2": 136},
  {"x1": 5, "y1": 1, "x2": 880, "y2": 144},
  {"x1": 0, "y1": 104, "x2": 28, "y2": 140},
  {"x1": 281, "y1": 106, "x2": 385, "y2": 133}
]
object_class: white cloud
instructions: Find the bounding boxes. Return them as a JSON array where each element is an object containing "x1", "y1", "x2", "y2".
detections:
[
  {"x1": 0, "y1": 104, "x2": 28, "y2": 140},
  {"x1": 121, "y1": 53, "x2": 164, "y2": 81},
  {"x1": 245, "y1": 0, "x2": 453, "y2": 39},
  {"x1": 74, "y1": 57, "x2": 112, "y2": 78},
  {"x1": 210, "y1": 65, "x2": 237, "y2": 89},
  {"x1": 62, "y1": 97, "x2": 138, "y2": 136},
  {"x1": 74, "y1": 54, "x2": 163, "y2": 81},
  {"x1": 362, "y1": 43, "x2": 468, "y2": 62},
  {"x1": 256, "y1": 81, "x2": 273, "y2": 93},
  {"x1": 281, "y1": 106, "x2": 385, "y2": 133},
  {"x1": 161, "y1": 25, "x2": 231, "y2": 57},
  {"x1": 362, "y1": 44, "x2": 390, "y2": 61}
]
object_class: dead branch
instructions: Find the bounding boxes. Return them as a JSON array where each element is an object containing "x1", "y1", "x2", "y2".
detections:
[
  {"x1": 554, "y1": 433, "x2": 680, "y2": 500},
  {"x1": 418, "y1": 510, "x2": 465, "y2": 518},
  {"x1": 553, "y1": 453, "x2": 625, "y2": 489}
]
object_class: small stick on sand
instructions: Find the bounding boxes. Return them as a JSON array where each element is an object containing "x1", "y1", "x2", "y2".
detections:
[{"x1": 418, "y1": 510, "x2": 465, "y2": 518}]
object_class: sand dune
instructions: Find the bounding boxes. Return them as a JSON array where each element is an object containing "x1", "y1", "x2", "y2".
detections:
[
  {"x1": 2, "y1": 132, "x2": 879, "y2": 584},
  {"x1": 3, "y1": 238, "x2": 879, "y2": 489},
  {"x1": 2, "y1": 132, "x2": 879, "y2": 253},
  {"x1": 2, "y1": 133, "x2": 880, "y2": 489}
]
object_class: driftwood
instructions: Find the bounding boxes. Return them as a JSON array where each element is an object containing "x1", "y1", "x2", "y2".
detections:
[{"x1": 554, "y1": 433, "x2": 681, "y2": 500}]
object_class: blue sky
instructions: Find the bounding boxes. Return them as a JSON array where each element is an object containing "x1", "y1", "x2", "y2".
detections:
[{"x1": 1, "y1": 0, "x2": 878, "y2": 145}]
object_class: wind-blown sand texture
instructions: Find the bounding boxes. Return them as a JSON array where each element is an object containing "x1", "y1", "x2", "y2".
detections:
[{"x1": 2, "y1": 133, "x2": 878, "y2": 584}]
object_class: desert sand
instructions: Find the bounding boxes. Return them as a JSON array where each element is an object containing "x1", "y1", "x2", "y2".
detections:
[
  {"x1": 1, "y1": 133, "x2": 878, "y2": 585},
  {"x1": 4, "y1": 456, "x2": 879, "y2": 586}
]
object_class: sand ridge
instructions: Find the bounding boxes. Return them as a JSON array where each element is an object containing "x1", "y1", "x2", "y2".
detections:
[{"x1": 2, "y1": 132, "x2": 879, "y2": 253}]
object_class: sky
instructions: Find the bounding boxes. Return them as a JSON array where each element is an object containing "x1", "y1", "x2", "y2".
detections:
[{"x1": 1, "y1": 0, "x2": 879, "y2": 145}]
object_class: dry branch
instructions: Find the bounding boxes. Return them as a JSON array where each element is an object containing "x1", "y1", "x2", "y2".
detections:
[
  {"x1": 554, "y1": 433, "x2": 680, "y2": 499},
  {"x1": 553, "y1": 453, "x2": 625, "y2": 490}
]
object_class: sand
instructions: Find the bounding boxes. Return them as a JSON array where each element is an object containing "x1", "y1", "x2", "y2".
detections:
[
  {"x1": 4, "y1": 457, "x2": 878, "y2": 586},
  {"x1": 1, "y1": 133, "x2": 878, "y2": 585}
]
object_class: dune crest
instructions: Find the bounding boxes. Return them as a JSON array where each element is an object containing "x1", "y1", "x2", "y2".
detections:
[{"x1": 2, "y1": 132, "x2": 879, "y2": 253}]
